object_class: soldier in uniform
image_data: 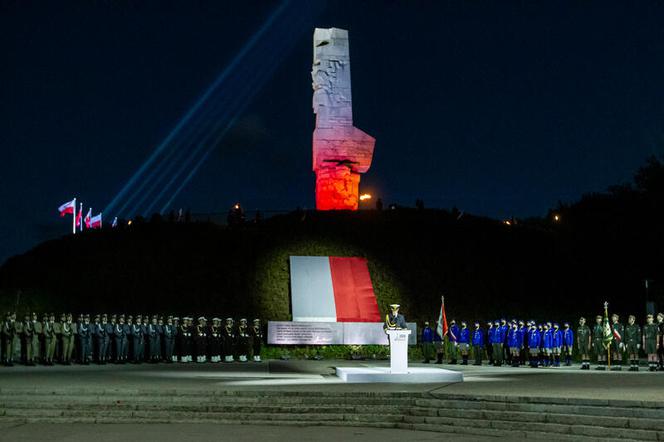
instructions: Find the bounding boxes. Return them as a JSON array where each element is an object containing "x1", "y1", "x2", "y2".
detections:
[
  {"x1": 106, "y1": 315, "x2": 116, "y2": 362},
  {"x1": 157, "y1": 316, "x2": 165, "y2": 360},
  {"x1": 131, "y1": 315, "x2": 143, "y2": 363},
  {"x1": 518, "y1": 320, "x2": 527, "y2": 366},
  {"x1": 447, "y1": 319, "x2": 459, "y2": 364},
  {"x1": 222, "y1": 318, "x2": 236, "y2": 362},
  {"x1": 420, "y1": 321, "x2": 434, "y2": 363},
  {"x1": 656, "y1": 313, "x2": 664, "y2": 370},
  {"x1": 624, "y1": 315, "x2": 641, "y2": 371},
  {"x1": 251, "y1": 319, "x2": 264, "y2": 362},
  {"x1": 561, "y1": 322, "x2": 573, "y2": 366},
  {"x1": 41, "y1": 314, "x2": 55, "y2": 365},
  {"x1": 21, "y1": 314, "x2": 35, "y2": 365},
  {"x1": 527, "y1": 321, "x2": 540, "y2": 368},
  {"x1": 643, "y1": 314, "x2": 659, "y2": 371},
  {"x1": 2, "y1": 313, "x2": 16, "y2": 366},
  {"x1": 508, "y1": 321, "x2": 520, "y2": 367},
  {"x1": 162, "y1": 316, "x2": 176, "y2": 363},
  {"x1": 172, "y1": 317, "x2": 180, "y2": 361},
  {"x1": 541, "y1": 323, "x2": 552, "y2": 367},
  {"x1": 61, "y1": 313, "x2": 75, "y2": 365},
  {"x1": 490, "y1": 320, "x2": 503, "y2": 366},
  {"x1": 471, "y1": 321, "x2": 484, "y2": 365},
  {"x1": 237, "y1": 318, "x2": 251, "y2": 363},
  {"x1": 53, "y1": 313, "x2": 63, "y2": 362},
  {"x1": 576, "y1": 317, "x2": 591, "y2": 370},
  {"x1": 195, "y1": 316, "x2": 208, "y2": 363},
  {"x1": 180, "y1": 317, "x2": 193, "y2": 363},
  {"x1": 95, "y1": 314, "x2": 108, "y2": 364},
  {"x1": 500, "y1": 319, "x2": 510, "y2": 365},
  {"x1": 78, "y1": 314, "x2": 92, "y2": 364},
  {"x1": 592, "y1": 315, "x2": 605, "y2": 370},
  {"x1": 457, "y1": 321, "x2": 470, "y2": 365},
  {"x1": 12, "y1": 314, "x2": 23, "y2": 364},
  {"x1": 433, "y1": 320, "x2": 444, "y2": 364},
  {"x1": 31, "y1": 312, "x2": 42, "y2": 365},
  {"x1": 141, "y1": 315, "x2": 149, "y2": 362},
  {"x1": 124, "y1": 316, "x2": 133, "y2": 363},
  {"x1": 114, "y1": 315, "x2": 127, "y2": 364},
  {"x1": 148, "y1": 315, "x2": 160, "y2": 363},
  {"x1": 209, "y1": 318, "x2": 222, "y2": 363},
  {"x1": 610, "y1": 313, "x2": 624, "y2": 371}
]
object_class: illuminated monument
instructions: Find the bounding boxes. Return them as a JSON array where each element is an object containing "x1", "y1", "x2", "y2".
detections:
[{"x1": 312, "y1": 28, "x2": 375, "y2": 211}]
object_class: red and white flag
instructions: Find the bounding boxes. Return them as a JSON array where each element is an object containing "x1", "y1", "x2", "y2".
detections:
[
  {"x1": 89, "y1": 213, "x2": 102, "y2": 229},
  {"x1": 58, "y1": 199, "x2": 76, "y2": 217},
  {"x1": 289, "y1": 256, "x2": 381, "y2": 322},
  {"x1": 84, "y1": 208, "x2": 92, "y2": 229},
  {"x1": 437, "y1": 296, "x2": 449, "y2": 338},
  {"x1": 75, "y1": 203, "x2": 83, "y2": 230}
]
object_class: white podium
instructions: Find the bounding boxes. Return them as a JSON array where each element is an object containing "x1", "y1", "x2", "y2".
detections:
[{"x1": 386, "y1": 329, "x2": 411, "y2": 374}]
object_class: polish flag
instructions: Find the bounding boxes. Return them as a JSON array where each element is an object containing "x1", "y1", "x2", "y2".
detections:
[
  {"x1": 75, "y1": 203, "x2": 83, "y2": 230},
  {"x1": 289, "y1": 256, "x2": 381, "y2": 322},
  {"x1": 58, "y1": 199, "x2": 76, "y2": 217},
  {"x1": 84, "y1": 209, "x2": 92, "y2": 229},
  {"x1": 89, "y1": 213, "x2": 102, "y2": 229},
  {"x1": 437, "y1": 297, "x2": 449, "y2": 339}
]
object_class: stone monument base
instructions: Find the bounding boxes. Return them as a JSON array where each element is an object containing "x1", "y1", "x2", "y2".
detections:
[{"x1": 334, "y1": 366, "x2": 463, "y2": 384}]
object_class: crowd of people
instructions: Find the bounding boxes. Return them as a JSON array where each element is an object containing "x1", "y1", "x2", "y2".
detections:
[
  {"x1": 1, "y1": 312, "x2": 264, "y2": 366},
  {"x1": 420, "y1": 313, "x2": 664, "y2": 371}
]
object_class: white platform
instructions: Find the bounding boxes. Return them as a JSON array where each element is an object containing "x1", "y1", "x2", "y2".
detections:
[{"x1": 335, "y1": 366, "x2": 463, "y2": 384}]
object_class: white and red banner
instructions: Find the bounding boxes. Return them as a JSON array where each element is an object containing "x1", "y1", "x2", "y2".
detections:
[
  {"x1": 89, "y1": 213, "x2": 102, "y2": 229},
  {"x1": 289, "y1": 256, "x2": 381, "y2": 322},
  {"x1": 58, "y1": 199, "x2": 76, "y2": 217},
  {"x1": 84, "y1": 209, "x2": 92, "y2": 229}
]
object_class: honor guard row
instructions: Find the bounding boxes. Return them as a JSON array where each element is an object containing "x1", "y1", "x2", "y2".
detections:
[
  {"x1": 420, "y1": 314, "x2": 664, "y2": 371},
  {"x1": 1, "y1": 313, "x2": 264, "y2": 367}
]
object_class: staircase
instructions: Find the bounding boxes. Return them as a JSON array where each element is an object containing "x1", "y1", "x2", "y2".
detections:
[{"x1": 0, "y1": 389, "x2": 662, "y2": 440}]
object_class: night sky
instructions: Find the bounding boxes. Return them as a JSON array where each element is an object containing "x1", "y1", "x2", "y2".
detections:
[{"x1": 2, "y1": 0, "x2": 664, "y2": 264}]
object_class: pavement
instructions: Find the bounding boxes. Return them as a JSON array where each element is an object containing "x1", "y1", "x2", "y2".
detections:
[
  {"x1": 0, "y1": 423, "x2": 496, "y2": 442},
  {"x1": 1, "y1": 359, "x2": 663, "y2": 401}
]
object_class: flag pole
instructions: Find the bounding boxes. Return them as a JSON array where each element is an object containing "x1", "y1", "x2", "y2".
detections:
[
  {"x1": 72, "y1": 198, "x2": 76, "y2": 235},
  {"x1": 605, "y1": 301, "x2": 611, "y2": 370}
]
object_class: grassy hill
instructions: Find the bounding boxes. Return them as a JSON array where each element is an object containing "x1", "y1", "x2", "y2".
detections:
[{"x1": 0, "y1": 208, "x2": 661, "y2": 324}]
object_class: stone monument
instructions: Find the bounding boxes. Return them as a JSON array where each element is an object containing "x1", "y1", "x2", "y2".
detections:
[{"x1": 312, "y1": 28, "x2": 375, "y2": 210}]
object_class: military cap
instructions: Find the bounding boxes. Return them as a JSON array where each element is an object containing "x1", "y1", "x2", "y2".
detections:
[
  {"x1": 240, "y1": 318, "x2": 247, "y2": 323},
  {"x1": 253, "y1": 319, "x2": 260, "y2": 323},
  {"x1": 101, "y1": 313, "x2": 107, "y2": 318},
  {"x1": 152, "y1": 314, "x2": 158, "y2": 319},
  {"x1": 111, "y1": 314, "x2": 117, "y2": 319},
  {"x1": 596, "y1": 315, "x2": 602, "y2": 320},
  {"x1": 647, "y1": 314, "x2": 654, "y2": 318},
  {"x1": 84, "y1": 314, "x2": 90, "y2": 318},
  {"x1": 389, "y1": 304, "x2": 400, "y2": 309},
  {"x1": 611, "y1": 313, "x2": 619, "y2": 319},
  {"x1": 119, "y1": 314, "x2": 125, "y2": 319},
  {"x1": 579, "y1": 316, "x2": 586, "y2": 321},
  {"x1": 173, "y1": 316, "x2": 180, "y2": 321},
  {"x1": 167, "y1": 315, "x2": 173, "y2": 320},
  {"x1": 212, "y1": 317, "x2": 221, "y2": 321},
  {"x1": 226, "y1": 317, "x2": 233, "y2": 321},
  {"x1": 198, "y1": 316, "x2": 206, "y2": 320},
  {"x1": 127, "y1": 315, "x2": 133, "y2": 320}
]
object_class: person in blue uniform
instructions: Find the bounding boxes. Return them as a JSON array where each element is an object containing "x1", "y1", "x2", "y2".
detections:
[
  {"x1": 485, "y1": 321, "x2": 494, "y2": 365},
  {"x1": 458, "y1": 321, "x2": 470, "y2": 365},
  {"x1": 500, "y1": 319, "x2": 509, "y2": 364},
  {"x1": 542, "y1": 323, "x2": 553, "y2": 367},
  {"x1": 562, "y1": 322, "x2": 574, "y2": 367},
  {"x1": 552, "y1": 323, "x2": 563, "y2": 367},
  {"x1": 508, "y1": 322, "x2": 521, "y2": 367},
  {"x1": 448, "y1": 319, "x2": 459, "y2": 364},
  {"x1": 518, "y1": 320, "x2": 527, "y2": 366},
  {"x1": 527, "y1": 321, "x2": 540, "y2": 368},
  {"x1": 472, "y1": 321, "x2": 484, "y2": 365},
  {"x1": 491, "y1": 320, "x2": 503, "y2": 366},
  {"x1": 420, "y1": 321, "x2": 434, "y2": 363}
]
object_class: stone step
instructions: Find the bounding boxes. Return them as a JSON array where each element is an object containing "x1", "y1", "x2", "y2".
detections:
[
  {"x1": 415, "y1": 397, "x2": 664, "y2": 419},
  {"x1": 411, "y1": 405, "x2": 664, "y2": 431}
]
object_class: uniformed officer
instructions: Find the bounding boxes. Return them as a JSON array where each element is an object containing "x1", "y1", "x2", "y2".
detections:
[
  {"x1": 237, "y1": 318, "x2": 251, "y2": 363},
  {"x1": 420, "y1": 321, "x2": 434, "y2": 363},
  {"x1": 592, "y1": 315, "x2": 605, "y2": 370},
  {"x1": 251, "y1": 319, "x2": 264, "y2": 362},
  {"x1": 561, "y1": 322, "x2": 574, "y2": 366},
  {"x1": 181, "y1": 317, "x2": 193, "y2": 363},
  {"x1": 43, "y1": 314, "x2": 56, "y2": 365},
  {"x1": 2, "y1": 313, "x2": 16, "y2": 366},
  {"x1": 61, "y1": 313, "x2": 75, "y2": 365},
  {"x1": 624, "y1": 315, "x2": 641, "y2": 371},
  {"x1": 471, "y1": 321, "x2": 484, "y2": 365},
  {"x1": 518, "y1": 320, "x2": 527, "y2": 366},
  {"x1": 643, "y1": 314, "x2": 659, "y2": 371},
  {"x1": 383, "y1": 304, "x2": 407, "y2": 330},
  {"x1": 31, "y1": 312, "x2": 42, "y2": 364},
  {"x1": 222, "y1": 318, "x2": 236, "y2": 362},
  {"x1": 114, "y1": 315, "x2": 127, "y2": 364},
  {"x1": 195, "y1": 316, "x2": 208, "y2": 363},
  {"x1": 106, "y1": 315, "x2": 116, "y2": 362},
  {"x1": 141, "y1": 315, "x2": 150, "y2": 362},
  {"x1": 500, "y1": 319, "x2": 510, "y2": 364},
  {"x1": 163, "y1": 316, "x2": 176, "y2": 363},
  {"x1": 576, "y1": 317, "x2": 591, "y2": 370},
  {"x1": 53, "y1": 313, "x2": 63, "y2": 362},
  {"x1": 20, "y1": 314, "x2": 34, "y2": 366},
  {"x1": 490, "y1": 320, "x2": 503, "y2": 366},
  {"x1": 148, "y1": 315, "x2": 160, "y2": 362},
  {"x1": 507, "y1": 322, "x2": 520, "y2": 367},
  {"x1": 447, "y1": 319, "x2": 459, "y2": 364},
  {"x1": 157, "y1": 316, "x2": 165, "y2": 361},
  {"x1": 527, "y1": 321, "x2": 540, "y2": 368},
  {"x1": 209, "y1": 318, "x2": 222, "y2": 363},
  {"x1": 77, "y1": 314, "x2": 92, "y2": 364},
  {"x1": 611, "y1": 314, "x2": 624, "y2": 371},
  {"x1": 541, "y1": 323, "x2": 553, "y2": 367},
  {"x1": 95, "y1": 314, "x2": 108, "y2": 364},
  {"x1": 457, "y1": 321, "x2": 470, "y2": 365},
  {"x1": 12, "y1": 313, "x2": 23, "y2": 364},
  {"x1": 124, "y1": 316, "x2": 133, "y2": 363},
  {"x1": 131, "y1": 315, "x2": 143, "y2": 363},
  {"x1": 433, "y1": 320, "x2": 444, "y2": 364}
]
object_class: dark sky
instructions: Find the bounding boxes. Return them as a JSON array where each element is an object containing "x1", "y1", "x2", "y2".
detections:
[{"x1": 2, "y1": 0, "x2": 664, "y2": 264}]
